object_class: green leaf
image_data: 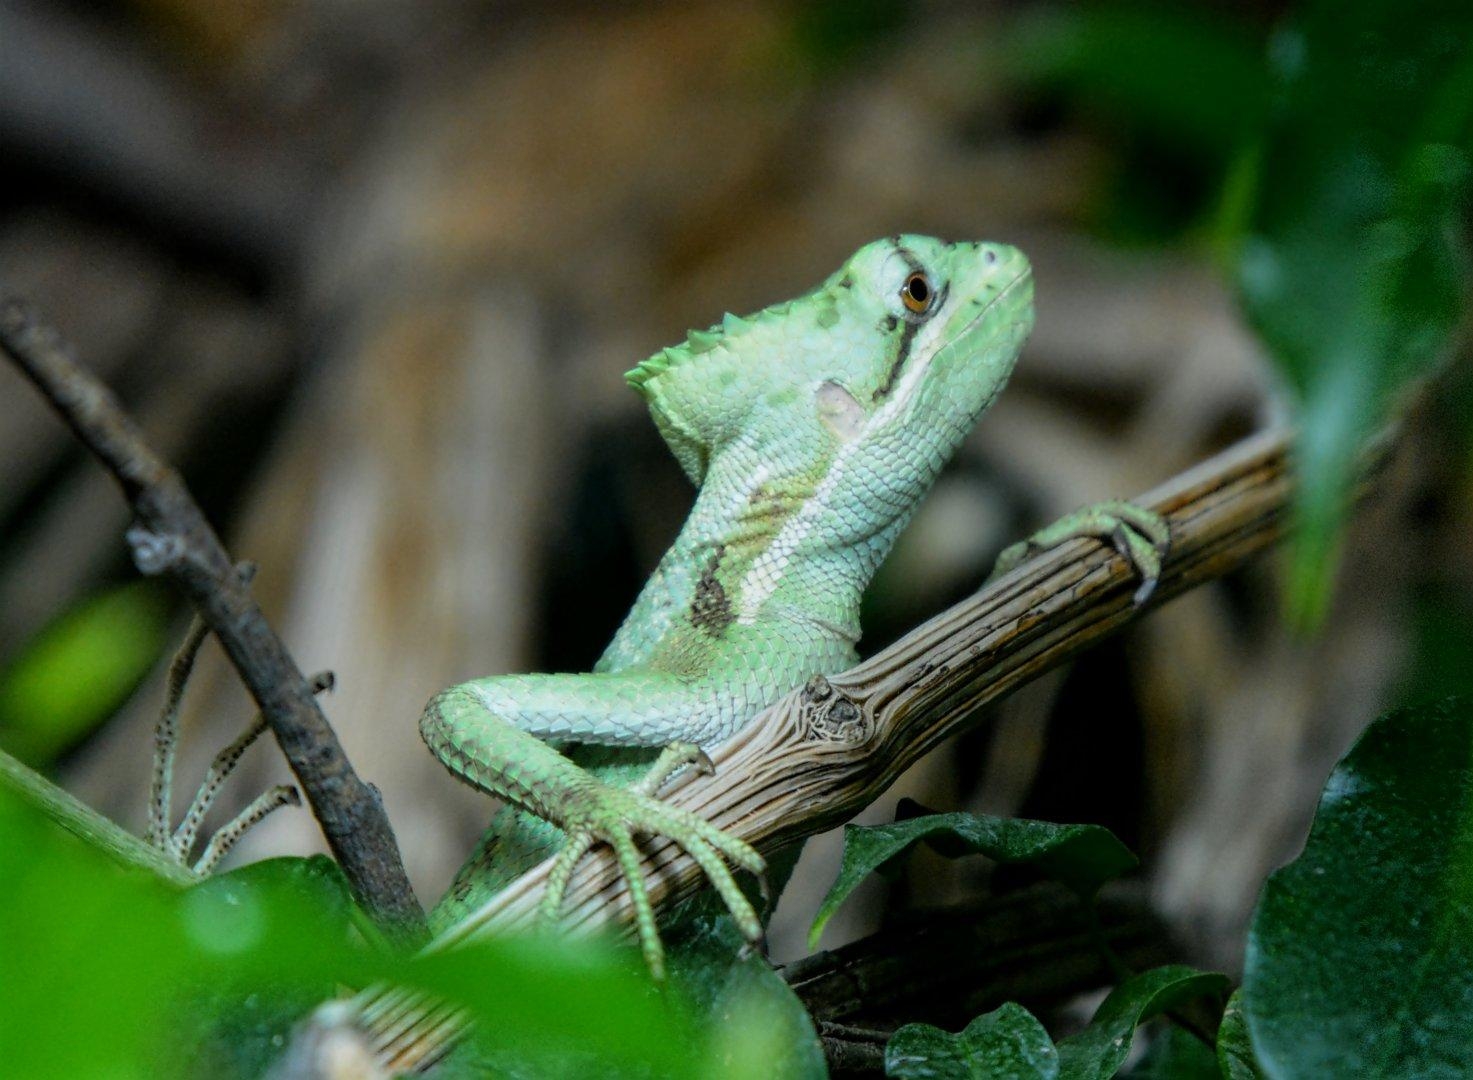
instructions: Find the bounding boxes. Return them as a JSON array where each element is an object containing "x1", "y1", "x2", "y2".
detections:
[
  {"x1": 1214, "y1": 991, "x2": 1263, "y2": 1080},
  {"x1": 809, "y1": 806, "x2": 1137, "y2": 948},
  {"x1": 0, "y1": 582, "x2": 169, "y2": 766},
  {"x1": 1119, "y1": 1024, "x2": 1218, "y2": 1079},
  {"x1": 1055, "y1": 965, "x2": 1228, "y2": 1080},
  {"x1": 1234, "y1": 0, "x2": 1473, "y2": 625},
  {"x1": 885, "y1": 1002, "x2": 1058, "y2": 1080},
  {"x1": 666, "y1": 888, "x2": 827, "y2": 1080},
  {"x1": 1243, "y1": 696, "x2": 1473, "y2": 1077}
]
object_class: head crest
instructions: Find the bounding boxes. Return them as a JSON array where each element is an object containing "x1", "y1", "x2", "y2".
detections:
[{"x1": 624, "y1": 306, "x2": 788, "y2": 395}]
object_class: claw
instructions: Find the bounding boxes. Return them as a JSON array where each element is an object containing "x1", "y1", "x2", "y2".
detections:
[
  {"x1": 539, "y1": 757, "x2": 768, "y2": 980},
  {"x1": 632, "y1": 741, "x2": 714, "y2": 796},
  {"x1": 988, "y1": 499, "x2": 1170, "y2": 607},
  {"x1": 1109, "y1": 524, "x2": 1134, "y2": 562}
]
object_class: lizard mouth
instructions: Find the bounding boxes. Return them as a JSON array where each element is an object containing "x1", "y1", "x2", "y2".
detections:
[{"x1": 944, "y1": 264, "x2": 1034, "y2": 353}]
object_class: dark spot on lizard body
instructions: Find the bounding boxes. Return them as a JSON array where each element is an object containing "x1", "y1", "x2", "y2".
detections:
[
  {"x1": 737, "y1": 482, "x2": 800, "y2": 540},
  {"x1": 689, "y1": 544, "x2": 736, "y2": 636}
]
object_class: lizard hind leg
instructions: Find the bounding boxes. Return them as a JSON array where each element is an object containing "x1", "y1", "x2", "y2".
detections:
[
  {"x1": 539, "y1": 737, "x2": 713, "y2": 924},
  {"x1": 421, "y1": 674, "x2": 766, "y2": 977}
]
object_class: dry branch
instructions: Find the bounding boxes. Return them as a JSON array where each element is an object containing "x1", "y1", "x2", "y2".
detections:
[
  {"x1": 435, "y1": 427, "x2": 1311, "y2": 952},
  {"x1": 0, "y1": 291, "x2": 425, "y2": 941},
  {"x1": 370, "y1": 426, "x2": 1337, "y2": 1073}
]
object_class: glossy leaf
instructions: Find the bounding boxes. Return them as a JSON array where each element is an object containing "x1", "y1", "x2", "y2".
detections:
[
  {"x1": 885, "y1": 1002, "x2": 1058, "y2": 1080},
  {"x1": 1243, "y1": 696, "x2": 1473, "y2": 1077},
  {"x1": 667, "y1": 888, "x2": 827, "y2": 1080},
  {"x1": 810, "y1": 806, "x2": 1137, "y2": 948},
  {"x1": 1055, "y1": 965, "x2": 1228, "y2": 1080}
]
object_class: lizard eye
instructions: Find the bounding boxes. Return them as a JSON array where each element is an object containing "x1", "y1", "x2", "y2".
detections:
[{"x1": 901, "y1": 272, "x2": 933, "y2": 314}]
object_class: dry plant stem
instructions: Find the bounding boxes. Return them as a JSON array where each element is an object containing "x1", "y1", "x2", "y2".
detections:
[
  {"x1": 1, "y1": 748, "x2": 197, "y2": 887},
  {"x1": 148, "y1": 615, "x2": 209, "y2": 848},
  {"x1": 0, "y1": 292, "x2": 425, "y2": 941},
  {"x1": 435, "y1": 427, "x2": 1322, "y2": 952},
  {"x1": 194, "y1": 784, "x2": 303, "y2": 874}
]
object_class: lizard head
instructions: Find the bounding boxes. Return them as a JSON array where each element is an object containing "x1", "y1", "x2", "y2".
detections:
[{"x1": 626, "y1": 235, "x2": 1033, "y2": 501}]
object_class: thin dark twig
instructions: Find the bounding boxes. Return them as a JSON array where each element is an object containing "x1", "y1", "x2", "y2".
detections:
[{"x1": 0, "y1": 290, "x2": 425, "y2": 942}]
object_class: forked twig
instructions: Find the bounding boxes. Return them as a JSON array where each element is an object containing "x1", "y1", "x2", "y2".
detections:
[
  {"x1": 0, "y1": 291, "x2": 424, "y2": 939},
  {"x1": 144, "y1": 612, "x2": 338, "y2": 875},
  {"x1": 146, "y1": 616, "x2": 209, "y2": 849}
]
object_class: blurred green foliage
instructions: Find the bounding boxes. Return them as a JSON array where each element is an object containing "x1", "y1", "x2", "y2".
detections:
[
  {"x1": 1013, "y1": 0, "x2": 1471, "y2": 625},
  {"x1": 786, "y1": 0, "x2": 910, "y2": 76},
  {"x1": 1395, "y1": 586, "x2": 1473, "y2": 706},
  {"x1": 1238, "y1": 0, "x2": 1472, "y2": 624},
  {"x1": 0, "y1": 780, "x2": 813, "y2": 1079},
  {"x1": 0, "y1": 581, "x2": 169, "y2": 766}
]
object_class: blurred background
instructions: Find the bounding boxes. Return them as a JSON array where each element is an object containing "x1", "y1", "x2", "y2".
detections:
[{"x1": 0, "y1": 0, "x2": 1467, "y2": 980}]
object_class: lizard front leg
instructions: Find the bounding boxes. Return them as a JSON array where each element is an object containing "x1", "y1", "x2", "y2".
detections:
[
  {"x1": 989, "y1": 499, "x2": 1171, "y2": 604},
  {"x1": 419, "y1": 673, "x2": 764, "y2": 979}
]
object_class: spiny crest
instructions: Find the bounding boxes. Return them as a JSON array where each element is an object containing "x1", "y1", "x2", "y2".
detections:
[{"x1": 623, "y1": 298, "x2": 799, "y2": 395}]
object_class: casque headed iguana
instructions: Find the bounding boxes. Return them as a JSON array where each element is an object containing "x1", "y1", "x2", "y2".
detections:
[{"x1": 420, "y1": 235, "x2": 1167, "y2": 978}]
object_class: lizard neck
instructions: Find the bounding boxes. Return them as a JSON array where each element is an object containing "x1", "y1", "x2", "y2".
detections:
[{"x1": 600, "y1": 438, "x2": 914, "y2": 677}]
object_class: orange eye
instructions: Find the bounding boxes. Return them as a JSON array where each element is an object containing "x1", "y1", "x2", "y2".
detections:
[{"x1": 901, "y1": 272, "x2": 933, "y2": 314}]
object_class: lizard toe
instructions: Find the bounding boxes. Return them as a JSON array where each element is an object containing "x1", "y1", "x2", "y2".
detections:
[{"x1": 608, "y1": 827, "x2": 665, "y2": 981}]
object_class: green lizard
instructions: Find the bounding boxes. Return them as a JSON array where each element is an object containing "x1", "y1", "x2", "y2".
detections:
[{"x1": 420, "y1": 235, "x2": 1168, "y2": 978}]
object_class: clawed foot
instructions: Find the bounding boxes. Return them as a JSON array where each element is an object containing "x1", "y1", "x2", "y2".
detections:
[
  {"x1": 989, "y1": 499, "x2": 1171, "y2": 605},
  {"x1": 540, "y1": 742, "x2": 764, "y2": 980}
]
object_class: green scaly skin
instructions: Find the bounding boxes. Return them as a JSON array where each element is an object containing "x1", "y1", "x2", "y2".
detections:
[{"x1": 420, "y1": 235, "x2": 1168, "y2": 977}]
